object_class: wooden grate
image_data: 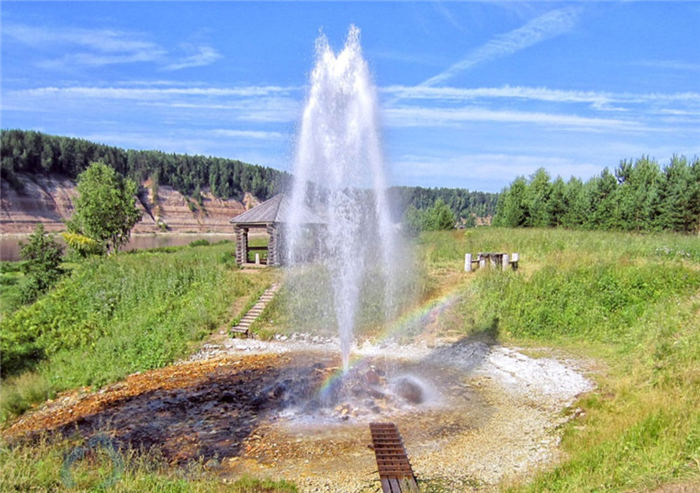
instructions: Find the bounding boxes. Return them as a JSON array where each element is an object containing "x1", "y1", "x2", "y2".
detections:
[{"x1": 369, "y1": 422, "x2": 419, "y2": 493}]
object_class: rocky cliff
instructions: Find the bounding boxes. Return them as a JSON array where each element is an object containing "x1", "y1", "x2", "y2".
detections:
[{"x1": 0, "y1": 174, "x2": 256, "y2": 234}]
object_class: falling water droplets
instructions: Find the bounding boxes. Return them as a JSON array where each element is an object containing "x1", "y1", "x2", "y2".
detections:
[{"x1": 286, "y1": 25, "x2": 402, "y2": 373}]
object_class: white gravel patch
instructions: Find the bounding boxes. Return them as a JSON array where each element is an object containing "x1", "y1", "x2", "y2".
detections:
[{"x1": 476, "y1": 346, "x2": 595, "y2": 410}]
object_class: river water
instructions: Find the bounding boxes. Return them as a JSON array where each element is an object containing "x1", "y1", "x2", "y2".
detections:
[{"x1": 0, "y1": 233, "x2": 238, "y2": 262}]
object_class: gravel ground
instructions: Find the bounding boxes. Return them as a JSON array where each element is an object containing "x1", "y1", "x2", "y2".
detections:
[
  {"x1": 5, "y1": 334, "x2": 596, "y2": 493},
  {"x1": 193, "y1": 335, "x2": 595, "y2": 492}
]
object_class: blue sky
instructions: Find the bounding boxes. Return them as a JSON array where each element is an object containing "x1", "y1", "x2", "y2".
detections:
[{"x1": 2, "y1": 2, "x2": 699, "y2": 192}]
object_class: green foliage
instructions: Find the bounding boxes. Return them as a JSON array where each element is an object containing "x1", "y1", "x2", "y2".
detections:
[
  {"x1": 0, "y1": 129, "x2": 291, "y2": 201},
  {"x1": 403, "y1": 198, "x2": 457, "y2": 234},
  {"x1": 390, "y1": 185, "x2": 498, "y2": 223},
  {"x1": 61, "y1": 231, "x2": 104, "y2": 257},
  {"x1": 0, "y1": 243, "x2": 267, "y2": 421},
  {"x1": 189, "y1": 239, "x2": 211, "y2": 247},
  {"x1": 18, "y1": 224, "x2": 64, "y2": 304},
  {"x1": 494, "y1": 155, "x2": 700, "y2": 234},
  {"x1": 68, "y1": 162, "x2": 142, "y2": 254},
  {"x1": 493, "y1": 176, "x2": 529, "y2": 227}
]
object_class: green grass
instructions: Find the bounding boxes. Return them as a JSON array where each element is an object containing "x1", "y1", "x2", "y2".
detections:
[
  {"x1": 418, "y1": 228, "x2": 700, "y2": 493},
  {"x1": 1, "y1": 433, "x2": 297, "y2": 492},
  {"x1": 1, "y1": 260, "x2": 26, "y2": 318},
  {"x1": 0, "y1": 242, "x2": 271, "y2": 423}
]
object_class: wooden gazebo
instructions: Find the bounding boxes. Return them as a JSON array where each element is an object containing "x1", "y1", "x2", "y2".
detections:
[{"x1": 229, "y1": 194, "x2": 324, "y2": 267}]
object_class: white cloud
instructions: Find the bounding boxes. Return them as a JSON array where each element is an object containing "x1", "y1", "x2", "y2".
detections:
[
  {"x1": 4, "y1": 24, "x2": 157, "y2": 53},
  {"x1": 421, "y1": 7, "x2": 580, "y2": 87},
  {"x1": 5, "y1": 84, "x2": 302, "y2": 124},
  {"x1": 384, "y1": 105, "x2": 639, "y2": 131},
  {"x1": 432, "y1": 2, "x2": 465, "y2": 32},
  {"x1": 4, "y1": 23, "x2": 221, "y2": 71},
  {"x1": 13, "y1": 85, "x2": 296, "y2": 100},
  {"x1": 383, "y1": 85, "x2": 700, "y2": 106},
  {"x1": 212, "y1": 129, "x2": 286, "y2": 140},
  {"x1": 165, "y1": 45, "x2": 223, "y2": 71},
  {"x1": 385, "y1": 85, "x2": 611, "y2": 106}
]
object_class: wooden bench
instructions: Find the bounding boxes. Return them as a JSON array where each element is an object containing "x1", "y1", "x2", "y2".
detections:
[
  {"x1": 369, "y1": 422, "x2": 419, "y2": 493},
  {"x1": 465, "y1": 252, "x2": 519, "y2": 272}
]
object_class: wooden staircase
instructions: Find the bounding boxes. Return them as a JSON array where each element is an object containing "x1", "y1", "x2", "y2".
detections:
[{"x1": 230, "y1": 283, "x2": 281, "y2": 337}]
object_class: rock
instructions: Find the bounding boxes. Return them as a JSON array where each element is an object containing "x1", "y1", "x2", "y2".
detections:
[
  {"x1": 394, "y1": 376, "x2": 425, "y2": 404},
  {"x1": 364, "y1": 369, "x2": 380, "y2": 385}
]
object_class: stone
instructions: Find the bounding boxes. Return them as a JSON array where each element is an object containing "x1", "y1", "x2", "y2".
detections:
[
  {"x1": 364, "y1": 369, "x2": 380, "y2": 385},
  {"x1": 394, "y1": 377, "x2": 425, "y2": 404}
]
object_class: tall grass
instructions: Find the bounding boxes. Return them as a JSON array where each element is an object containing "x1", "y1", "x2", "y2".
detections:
[
  {"x1": 421, "y1": 228, "x2": 700, "y2": 492},
  {"x1": 0, "y1": 243, "x2": 272, "y2": 423}
]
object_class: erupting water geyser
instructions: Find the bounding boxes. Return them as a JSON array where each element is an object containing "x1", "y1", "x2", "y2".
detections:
[{"x1": 286, "y1": 26, "x2": 401, "y2": 373}]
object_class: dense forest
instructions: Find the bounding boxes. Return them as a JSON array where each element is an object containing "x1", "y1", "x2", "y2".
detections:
[
  {"x1": 1, "y1": 129, "x2": 498, "y2": 220},
  {"x1": 493, "y1": 155, "x2": 700, "y2": 234},
  {"x1": 389, "y1": 186, "x2": 498, "y2": 224},
  {"x1": 0, "y1": 129, "x2": 290, "y2": 201}
]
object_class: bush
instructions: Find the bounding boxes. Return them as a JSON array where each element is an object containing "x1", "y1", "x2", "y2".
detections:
[
  {"x1": 189, "y1": 239, "x2": 211, "y2": 247},
  {"x1": 18, "y1": 224, "x2": 64, "y2": 303}
]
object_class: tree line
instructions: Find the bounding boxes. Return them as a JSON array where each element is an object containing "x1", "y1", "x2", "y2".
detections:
[
  {"x1": 0, "y1": 129, "x2": 291, "y2": 201},
  {"x1": 389, "y1": 186, "x2": 499, "y2": 225},
  {"x1": 493, "y1": 155, "x2": 700, "y2": 234},
  {"x1": 1, "y1": 129, "x2": 499, "y2": 222}
]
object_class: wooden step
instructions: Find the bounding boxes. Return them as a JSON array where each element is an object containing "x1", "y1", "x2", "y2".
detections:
[{"x1": 230, "y1": 283, "x2": 281, "y2": 338}]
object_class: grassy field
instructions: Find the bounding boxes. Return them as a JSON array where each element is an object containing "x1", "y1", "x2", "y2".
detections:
[
  {"x1": 419, "y1": 228, "x2": 700, "y2": 493},
  {"x1": 2, "y1": 228, "x2": 699, "y2": 492}
]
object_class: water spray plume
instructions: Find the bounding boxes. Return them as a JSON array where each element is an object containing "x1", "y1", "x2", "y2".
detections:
[{"x1": 287, "y1": 25, "x2": 401, "y2": 373}]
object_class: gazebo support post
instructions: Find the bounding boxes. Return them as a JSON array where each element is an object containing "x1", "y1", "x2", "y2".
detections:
[
  {"x1": 235, "y1": 226, "x2": 249, "y2": 265},
  {"x1": 267, "y1": 223, "x2": 277, "y2": 266}
]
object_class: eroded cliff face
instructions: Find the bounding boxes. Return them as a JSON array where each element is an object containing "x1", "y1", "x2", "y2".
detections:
[{"x1": 0, "y1": 174, "x2": 254, "y2": 234}]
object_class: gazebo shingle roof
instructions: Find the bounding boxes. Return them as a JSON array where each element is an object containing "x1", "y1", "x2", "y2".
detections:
[{"x1": 229, "y1": 194, "x2": 325, "y2": 225}]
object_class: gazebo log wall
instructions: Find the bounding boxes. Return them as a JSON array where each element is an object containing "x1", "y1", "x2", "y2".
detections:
[
  {"x1": 234, "y1": 226, "x2": 249, "y2": 265},
  {"x1": 267, "y1": 223, "x2": 280, "y2": 266}
]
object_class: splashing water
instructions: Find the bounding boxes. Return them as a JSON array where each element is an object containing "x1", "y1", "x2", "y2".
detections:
[{"x1": 287, "y1": 26, "x2": 401, "y2": 373}]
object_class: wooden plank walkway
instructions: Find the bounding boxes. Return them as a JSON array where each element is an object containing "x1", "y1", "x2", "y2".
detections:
[
  {"x1": 230, "y1": 283, "x2": 280, "y2": 337},
  {"x1": 369, "y1": 422, "x2": 419, "y2": 493}
]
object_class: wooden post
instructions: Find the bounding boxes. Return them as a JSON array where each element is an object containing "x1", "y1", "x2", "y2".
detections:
[
  {"x1": 511, "y1": 252, "x2": 519, "y2": 271},
  {"x1": 479, "y1": 253, "x2": 487, "y2": 269},
  {"x1": 255, "y1": 253, "x2": 260, "y2": 265},
  {"x1": 267, "y1": 223, "x2": 276, "y2": 266},
  {"x1": 502, "y1": 253, "x2": 509, "y2": 271},
  {"x1": 234, "y1": 226, "x2": 249, "y2": 266},
  {"x1": 490, "y1": 254, "x2": 497, "y2": 269},
  {"x1": 465, "y1": 253, "x2": 472, "y2": 272}
]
